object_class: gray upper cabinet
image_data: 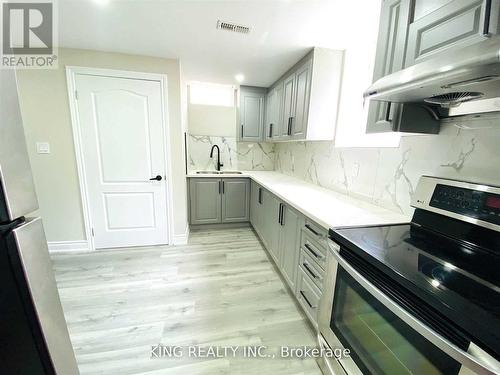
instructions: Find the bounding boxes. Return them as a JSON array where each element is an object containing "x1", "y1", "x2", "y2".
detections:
[
  {"x1": 221, "y1": 178, "x2": 250, "y2": 223},
  {"x1": 264, "y1": 48, "x2": 344, "y2": 142},
  {"x1": 366, "y1": 0, "x2": 413, "y2": 134},
  {"x1": 281, "y1": 73, "x2": 296, "y2": 139},
  {"x1": 189, "y1": 178, "x2": 249, "y2": 225},
  {"x1": 279, "y1": 205, "x2": 304, "y2": 290},
  {"x1": 264, "y1": 83, "x2": 283, "y2": 141},
  {"x1": 189, "y1": 178, "x2": 222, "y2": 225},
  {"x1": 239, "y1": 86, "x2": 266, "y2": 142},
  {"x1": 405, "y1": 0, "x2": 500, "y2": 66},
  {"x1": 291, "y1": 60, "x2": 312, "y2": 139}
]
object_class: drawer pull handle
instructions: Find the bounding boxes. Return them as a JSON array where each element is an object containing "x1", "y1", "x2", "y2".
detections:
[
  {"x1": 304, "y1": 244, "x2": 322, "y2": 259},
  {"x1": 299, "y1": 290, "x2": 316, "y2": 309},
  {"x1": 303, "y1": 262, "x2": 319, "y2": 279},
  {"x1": 305, "y1": 224, "x2": 321, "y2": 236}
]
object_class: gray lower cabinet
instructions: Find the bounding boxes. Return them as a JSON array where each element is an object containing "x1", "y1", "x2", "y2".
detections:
[
  {"x1": 189, "y1": 178, "x2": 222, "y2": 225},
  {"x1": 406, "y1": 0, "x2": 500, "y2": 66},
  {"x1": 250, "y1": 185, "x2": 328, "y2": 327},
  {"x1": 239, "y1": 86, "x2": 266, "y2": 142},
  {"x1": 222, "y1": 179, "x2": 250, "y2": 223},
  {"x1": 250, "y1": 181, "x2": 264, "y2": 234},
  {"x1": 189, "y1": 178, "x2": 249, "y2": 225},
  {"x1": 279, "y1": 204, "x2": 305, "y2": 290},
  {"x1": 260, "y1": 189, "x2": 281, "y2": 263}
]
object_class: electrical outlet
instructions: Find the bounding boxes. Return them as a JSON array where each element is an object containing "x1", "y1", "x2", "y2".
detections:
[{"x1": 36, "y1": 142, "x2": 50, "y2": 154}]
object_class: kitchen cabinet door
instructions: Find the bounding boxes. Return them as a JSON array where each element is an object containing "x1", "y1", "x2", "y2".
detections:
[
  {"x1": 250, "y1": 181, "x2": 264, "y2": 234},
  {"x1": 405, "y1": 0, "x2": 499, "y2": 66},
  {"x1": 291, "y1": 60, "x2": 312, "y2": 140},
  {"x1": 250, "y1": 181, "x2": 259, "y2": 228},
  {"x1": 189, "y1": 178, "x2": 222, "y2": 225},
  {"x1": 261, "y1": 190, "x2": 281, "y2": 263},
  {"x1": 264, "y1": 84, "x2": 283, "y2": 141},
  {"x1": 280, "y1": 73, "x2": 295, "y2": 139},
  {"x1": 221, "y1": 178, "x2": 250, "y2": 223},
  {"x1": 366, "y1": 0, "x2": 413, "y2": 133},
  {"x1": 279, "y1": 205, "x2": 304, "y2": 291},
  {"x1": 239, "y1": 86, "x2": 266, "y2": 142}
]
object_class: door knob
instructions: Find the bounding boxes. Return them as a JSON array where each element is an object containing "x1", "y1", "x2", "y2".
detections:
[{"x1": 149, "y1": 175, "x2": 162, "y2": 181}]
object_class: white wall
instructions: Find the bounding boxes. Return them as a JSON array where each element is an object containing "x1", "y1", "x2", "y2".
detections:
[{"x1": 17, "y1": 48, "x2": 188, "y2": 243}]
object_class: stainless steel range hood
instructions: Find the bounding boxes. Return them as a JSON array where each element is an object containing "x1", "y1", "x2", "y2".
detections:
[{"x1": 364, "y1": 36, "x2": 500, "y2": 116}]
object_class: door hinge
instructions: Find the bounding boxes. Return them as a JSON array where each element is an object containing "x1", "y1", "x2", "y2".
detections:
[{"x1": 75, "y1": 90, "x2": 79, "y2": 100}]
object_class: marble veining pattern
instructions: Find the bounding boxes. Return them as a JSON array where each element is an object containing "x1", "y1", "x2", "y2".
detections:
[
  {"x1": 275, "y1": 117, "x2": 500, "y2": 216},
  {"x1": 52, "y1": 228, "x2": 321, "y2": 375},
  {"x1": 187, "y1": 134, "x2": 275, "y2": 172}
]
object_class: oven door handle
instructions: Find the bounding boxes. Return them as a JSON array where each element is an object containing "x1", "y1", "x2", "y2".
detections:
[{"x1": 328, "y1": 241, "x2": 499, "y2": 375}]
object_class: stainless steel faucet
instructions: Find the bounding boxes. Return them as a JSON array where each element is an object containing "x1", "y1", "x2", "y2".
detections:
[{"x1": 209, "y1": 144, "x2": 223, "y2": 171}]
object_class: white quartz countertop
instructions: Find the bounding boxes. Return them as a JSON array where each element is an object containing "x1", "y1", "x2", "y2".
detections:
[{"x1": 187, "y1": 171, "x2": 410, "y2": 230}]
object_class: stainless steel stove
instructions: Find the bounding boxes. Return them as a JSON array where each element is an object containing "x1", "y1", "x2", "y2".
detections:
[{"x1": 318, "y1": 176, "x2": 500, "y2": 375}]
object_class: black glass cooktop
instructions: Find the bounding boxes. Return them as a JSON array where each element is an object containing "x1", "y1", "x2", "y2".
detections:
[{"x1": 330, "y1": 222, "x2": 500, "y2": 360}]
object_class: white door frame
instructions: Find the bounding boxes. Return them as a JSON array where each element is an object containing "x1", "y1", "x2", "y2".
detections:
[{"x1": 66, "y1": 66, "x2": 174, "y2": 251}]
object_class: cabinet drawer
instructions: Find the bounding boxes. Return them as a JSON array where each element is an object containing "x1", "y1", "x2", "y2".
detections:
[
  {"x1": 303, "y1": 219, "x2": 328, "y2": 247},
  {"x1": 296, "y1": 267, "x2": 322, "y2": 326},
  {"x1": 301, "y1": 229, "x2": 327, "y2": 269},
  {"x1": 299, "y1": 249, "x2": 325, "y2": 291}
]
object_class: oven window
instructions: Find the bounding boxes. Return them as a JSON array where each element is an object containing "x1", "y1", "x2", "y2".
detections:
[{"x1": 331, "y1": 268, "x2": 461, "y2": 375}]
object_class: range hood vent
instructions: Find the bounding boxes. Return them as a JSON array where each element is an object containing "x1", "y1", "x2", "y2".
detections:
[
  {"x1": 424, "y1": 92, "x2": 484, "y2": 108},
  {"x1": 216, "y1": 20, "x2": 250, "y2": 34},
  {"x1": 364, "y1": 37, "x2": 500, "y2": 116}
]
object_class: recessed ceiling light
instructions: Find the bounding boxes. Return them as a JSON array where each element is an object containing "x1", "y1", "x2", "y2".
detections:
[{"x1": 235, "y1": 74, "x2": 245, "y2": 83}]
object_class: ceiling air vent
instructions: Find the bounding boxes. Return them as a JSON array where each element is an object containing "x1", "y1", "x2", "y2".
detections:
[{"x1": 216, "y1": 20, "x2": 250, "y2": 34}]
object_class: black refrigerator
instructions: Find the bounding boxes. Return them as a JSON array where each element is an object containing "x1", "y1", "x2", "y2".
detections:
[{"x1": 0, "y1": 70, "x2": 80, "y2": 374}]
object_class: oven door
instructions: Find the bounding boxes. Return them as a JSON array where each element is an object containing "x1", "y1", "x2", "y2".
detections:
[{"x1": 318, "y1": 239, "x2": 500, "y2": 375}]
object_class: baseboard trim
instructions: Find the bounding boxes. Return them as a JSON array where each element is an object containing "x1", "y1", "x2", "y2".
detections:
[
  {"x1": 172, "y1": 225, "x2": 190, "y2": 245},
  {"x1": 48, "y1": 240, "x2": 90, "y2": 253},
  {"x1": 189, "y1": 222, "x2": 250, "y2": 231}
]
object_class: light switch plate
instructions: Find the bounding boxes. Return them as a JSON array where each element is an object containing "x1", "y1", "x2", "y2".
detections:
[{"x1": 36, "y1": 142, "x2": 50, "y2": 154}]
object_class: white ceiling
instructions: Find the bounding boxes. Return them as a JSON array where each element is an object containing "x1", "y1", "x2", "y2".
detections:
[{"x1": 59, "y1": 0, "x2": 380, "y2": 86}]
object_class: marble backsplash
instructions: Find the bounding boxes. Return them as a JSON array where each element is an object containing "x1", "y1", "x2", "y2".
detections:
[
  {"x1": 187, "y1": 134, "x2": 275, "y2": 172},
  {"x1": 274, "y1": 116, "x2": 500, "y2": 216}
]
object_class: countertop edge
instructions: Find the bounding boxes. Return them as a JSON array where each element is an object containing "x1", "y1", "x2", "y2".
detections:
[{"x1": 186, "y1": 171, "x2": 411, "y2": 230}]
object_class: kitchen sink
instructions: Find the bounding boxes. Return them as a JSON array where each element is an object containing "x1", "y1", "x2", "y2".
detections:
[{"x1": 194, "y1": 171, "x2": 242, "y2": 175}]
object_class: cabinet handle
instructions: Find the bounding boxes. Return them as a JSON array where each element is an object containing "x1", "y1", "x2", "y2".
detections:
[
  {"x1": 483, "y1": 0, "x2": 492, "y2": 36},
  {"x1": 241, "y1": 124, "x2": 244, "y2": 138},
  {"x1": 269, "y1": 123, "x2": 273, "y2": 138},
  {"x1": 303, "y1": 262, "x2": 318, "y2": 279},
  {"x1": 299, "y1": 290, "x2": 316, "y2": 309},
  {"x1": 278, "y1": 203, "x2": 282, "y2": 224},
  {"x1": 218, "y1": 181, "x2": 221, "y2": 195},
  {"x1": 287, "y1": 117, "x2": 292, "y2": 136},
  {"x1": 281, "y1": 205, "x2": 285, "y2": 226},
  {"x1": 305, "y1": 224, "x2": 321, "y2": 236},
  {"x1": 222, "y1": 181, "x2": 225, "y2": 194},
  {"x1": 258, "y1": 188, "x2": 262, "y2": 204},
  {"x1": 304, "y1": 244, "x2": 322, "y2": 260}
]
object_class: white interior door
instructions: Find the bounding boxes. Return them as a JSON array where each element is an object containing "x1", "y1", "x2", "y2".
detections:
[{"x1": 74, "y1": 73, "x2": 169, "y2": 249}]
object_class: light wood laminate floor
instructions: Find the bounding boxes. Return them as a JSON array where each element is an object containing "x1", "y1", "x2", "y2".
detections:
[{"x1": 52, "y1": 228, "x2": 322, "y2": 375}]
